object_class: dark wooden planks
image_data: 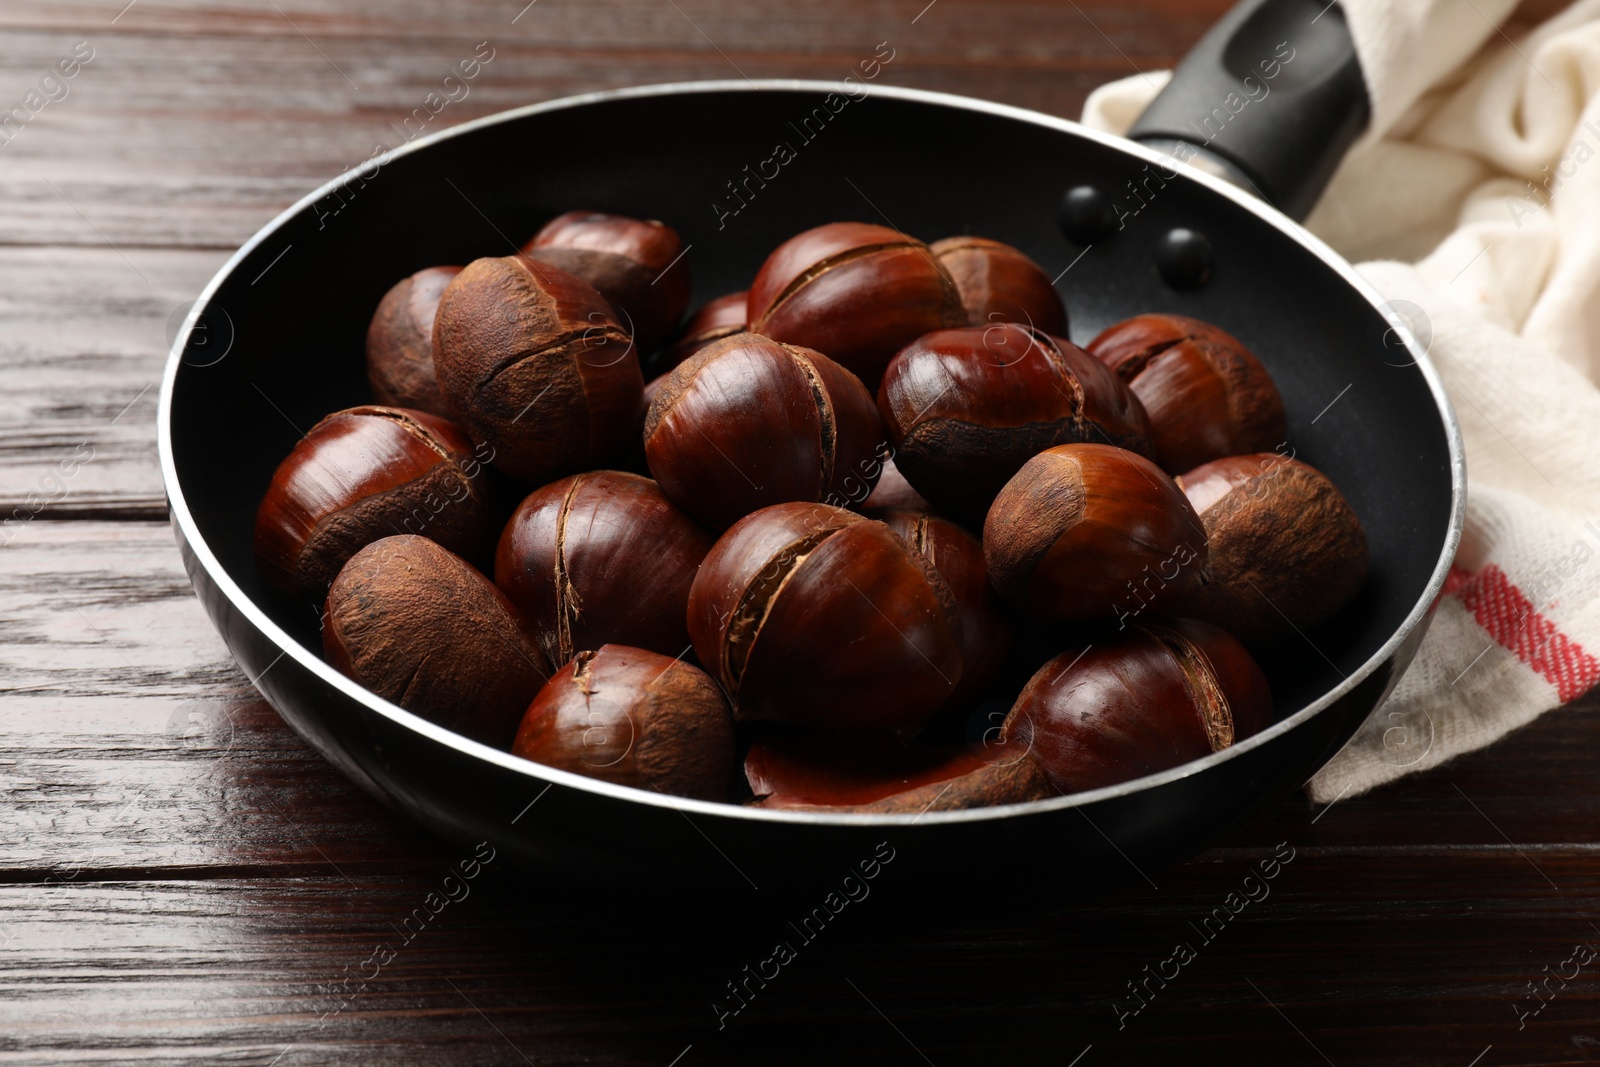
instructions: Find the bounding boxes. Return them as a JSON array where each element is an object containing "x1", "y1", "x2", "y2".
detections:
[
  {"x1": 4, "y1": 850, "x2": 1600, "y2": 1066},
  {"x1": 0, "y1": 247, "x2": 222, "y2": 519},
  {"x1": 0, "y1": 521, "x2": 450, "y2": 876},
  {"x1": 0, "y1": 1, "x2": 1225, "y2": 249},
  {"x1": 5, "y1": 0, "x2": 1598, "y2": 1064}
]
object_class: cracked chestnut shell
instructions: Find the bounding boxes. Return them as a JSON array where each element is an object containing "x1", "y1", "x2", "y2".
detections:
[
  {"x1": 512, "y1": 644, "x2": 735, "y2": 801},
  {"x1": 869, "y1": 507, "x2": 1011, "y2": 703},
  {"x1": 747, "y1": 221, "x2": 966, "y2": 386},
  {"x1": 494, "y1": 470, "x2": 714, "y2": 668},
  {"x1": 929, "y1": 236, "x2": 1067, "y2": 335},
  {"x1": 1177, "y1": 453, "x2": 1369, "y2": 646},
  {"x1": 687, "y1": 502, "x2": 963, "y2": 731},
  {"x1": 432, "y1": 255, "x2": 643, "y2": 485},
  {"x1": 984, "y1": 443, "x2": 1207, "y2": 624},
  {"x1": 643, "y1": 332, "x2": 886, "y2": 529},
  {"x1": 1004, "y1": 619, "x2": 1272, "y2": 793},
  {"x1": 365, "y1": 265, "x2": 461, "y2": 416},
  {"x1": 1088, "y1": 313, "x2": 1286, "y2": 475},
  {"x1": 254, "y1": 405, "x2": 497, "y2": 599},
  {"x1": 323, "y1": 535, "x2": 550, "y2": 747},
  {"x1": 745, "y1": 727, "x2": 1049, "y2": 813},
  {"x1": 878, "y1": 324, "x2": 1152, "y2": 523},
  {"x1": 661, "y1": 290, "x2": 747, "y2": 371},
  {"x1": 520, "y1": 211, "x2": 692, "y2": 356}
]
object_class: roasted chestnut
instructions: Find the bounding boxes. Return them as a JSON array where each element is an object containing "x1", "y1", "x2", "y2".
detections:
[
  {"x1": 1177, "y1": 452, "x2": 1369, "y2": 646},
  {"x1": 687, "y1": 502, "x2": 963, "y2": 731},
  {"x1": 1004, "y1": 619, "x2": 1272, "y2": 793},
  {"x1": 512, "y1": 644, "x2": 735, "y2": 801},
  {"x1": 984, "y1": 442, "x2": 1206, "y2": 625},
  {"x1": 495, "y1": 470, "x2": 714, "y2": 668},
  {"x1": 254, "y1": 405, "x2": 498, "y2": 598},
  {"x1": 323, "y1": 535, "x2": 550, "y2": 747},
  {"x1": 661, "y1": 290, "x2": 747, "y2": 371},
  {"x1": 432, "y1": 255, "x2": 643, "y2": 485},
  {"x1": 745, "y1": 727, "x2": 1049, "y2": 812},
  {"x1": 878, "y1": 324, "x2": 1152, "y2": 522},
  {"x1": 869, "y1": 507, "x2": 1011, "y2": 703},
  {"x1": 366, "y1": 265, "x2": 461, "y2": 416},
  {"x1": 929, "y1": 236, "x2": 1067, "y2": 335},
  {"x1": 520, "y1": 210, "x2": 692, "y2": 356},
  {"x1": 1088, "y1": 313, "x2": 1286, "y2": 475},
  {"x1": 644, "y1": 332, "x2": 886, "y2": 529},
  {"x1": 746, "y1": 221, "x2": 966, "y2": 386}
]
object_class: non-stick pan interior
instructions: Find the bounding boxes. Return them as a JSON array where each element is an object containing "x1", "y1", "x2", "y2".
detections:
[{"x1": 169, "y1": 84, "x2": 1454, "y2": 752}]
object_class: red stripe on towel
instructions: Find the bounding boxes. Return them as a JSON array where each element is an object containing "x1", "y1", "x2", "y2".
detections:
[{"x1": 1453, "y1": 564, "x2": 1600, "y2": 701}]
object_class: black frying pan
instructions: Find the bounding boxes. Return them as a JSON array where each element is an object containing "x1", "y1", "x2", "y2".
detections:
[{"x1": 158, "y1": 0, "x2": 1463, "y2": 900}]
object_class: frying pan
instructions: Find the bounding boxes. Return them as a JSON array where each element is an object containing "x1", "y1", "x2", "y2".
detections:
[{"x1": 158, "y1": 0, "x2": 1464, "y2": 899}]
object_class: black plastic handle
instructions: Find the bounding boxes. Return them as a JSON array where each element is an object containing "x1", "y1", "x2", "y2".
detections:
[{"x1": 1128, "y1": 0, "x2": 1369, "y2": 220}]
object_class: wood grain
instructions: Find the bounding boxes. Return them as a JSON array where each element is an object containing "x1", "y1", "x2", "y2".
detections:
[{"x1": 4, "y1": 0, "x2": 1594, "y2": 1064}]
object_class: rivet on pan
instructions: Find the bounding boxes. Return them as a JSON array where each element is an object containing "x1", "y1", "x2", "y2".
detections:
[
  {"x1": 1058, "y1": 185, "x2": 1115, "y2": 244},
  {"x1": 1156, "y1": 227, "x2": 1213, "y2": 289}
]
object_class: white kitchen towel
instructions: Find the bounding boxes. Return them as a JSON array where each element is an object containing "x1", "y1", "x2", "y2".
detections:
[{"x1": 1082, "y1": 0, "x2": 1600, "y2": 801}]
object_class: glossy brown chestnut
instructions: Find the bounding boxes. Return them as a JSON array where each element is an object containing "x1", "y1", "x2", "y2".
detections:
[
  {"x1": 878, "y1": 324, "x2": 1152, "y2": 522},
  {"x1": 929, "y1": 236, "x2": 1067, "y2": 335},
  {"x1": 365, "y1": 265, "x2": 461, "y2": 416},
  {"x1": 254, "y1": 405, "x2": 497, "y2": 598},
  {"x1": 746, "y1": 221, "x2": 966, "y2": 386},
  {"x1": 687, "y1": 502, "x2": 963, "y2": 731},
  {"x1": 661, "y1": 290, "x2": 747, "y2": 370},
  {"x1": 512, "y1": 644, "x2": 735, "y2": 801},
  {"x1": 644, "y1": 332, "x2": 886, "y2": 529},
  {"x1": 1003, "y1": 619, "x2": 1273, "y2": 793},
  {"x1": 520, "y1": 210, "x2": 692, "y2": 356},
  {"x1": 984, "y1": 442, "x2": 1207, "y2": 624},
  {"x1": 1177, "y1": 452, "x2": 1369, "y2": 646},
  {"x1": 1088, "y1": 313, "x2": 1287, "y2": 475},
  {"x1": 323, "y1": 535, "x2": 550, "y2": 747},
  {"x1": 432, "y1": 255, "x2": 643, "y2": 485},
  {"x1": 745, "y1": 727, "x2": 1049, "y2": 812},
  {"x1": 494, "y1": 470, "x2": 714, "y2": 668},
  {"x1": 869, "y1": 507, "x2": 1011, "y2": 702}
]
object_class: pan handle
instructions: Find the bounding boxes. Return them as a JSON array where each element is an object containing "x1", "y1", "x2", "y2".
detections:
[{"x1": 1127, "y1": 0, "x2": 1369, "y2": 221}]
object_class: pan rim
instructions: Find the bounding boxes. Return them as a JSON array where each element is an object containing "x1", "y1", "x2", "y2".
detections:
[{"x1": 157, "y1": 78, "x2": 1467, "y2": 828}]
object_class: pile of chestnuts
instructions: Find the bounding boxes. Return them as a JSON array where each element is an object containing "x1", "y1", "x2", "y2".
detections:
[{"x1": 255, "y1": 209, "x2": 1369, "y2": 812}]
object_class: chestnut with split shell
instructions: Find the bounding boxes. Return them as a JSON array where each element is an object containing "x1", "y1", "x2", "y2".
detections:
[
  {"x1": 322, "y1": 535, "x2": 550, "y2": 748},
  {"x1": 431, "y1": 254, "x2": 643, "y2": 485},
  {"x1": 983, "y1": 442, "x2": 1207, "y2": 625},
  {"x1": 254, "y1": 405, "x2": 497, "y2": 599},
  {"x1": 929, "y1": 236, "x2": 1067, "y2": 335},
  {"x1": 495, "y1": 470, "x2": 714, "y2": 668},
  {"x1": 878, "y1": 324, "x2": 1151, "y2": 523},
  {"x1": 687, "y1": 501, "x2": 964, "y2": 732},
  {"x1": 869, "y1": 507, "x2": 1011, "y2": 704},
  {"x1": 644, "y1": 332, "x2": 885, "y2": 529},
  {"x1": 1004, "y1": 618, "x2": 1273, "y2": 794},
  {"x1": 512, "y1": 644, "x2": 735, "y2": 801},
  {"x1": 520, "y1": 210, "x2": 692, "y2": 356},
  {"x1": 1088, "y1": 313, "x2": 1286, "y2": 475},
  {"x1": 747, "y1": 221, "x2": 966, "y2": 386},
  {"x1": 1177, "y1": 452, "x2": 1369, "y2": 646},
  {"x1": 366, "y1": 265, "x2": 461, "y2": 416}
]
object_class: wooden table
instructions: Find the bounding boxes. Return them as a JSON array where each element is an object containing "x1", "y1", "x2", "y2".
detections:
[{"x1": 5, "y1": 1, "x2": 1597, "y2": 1063}]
